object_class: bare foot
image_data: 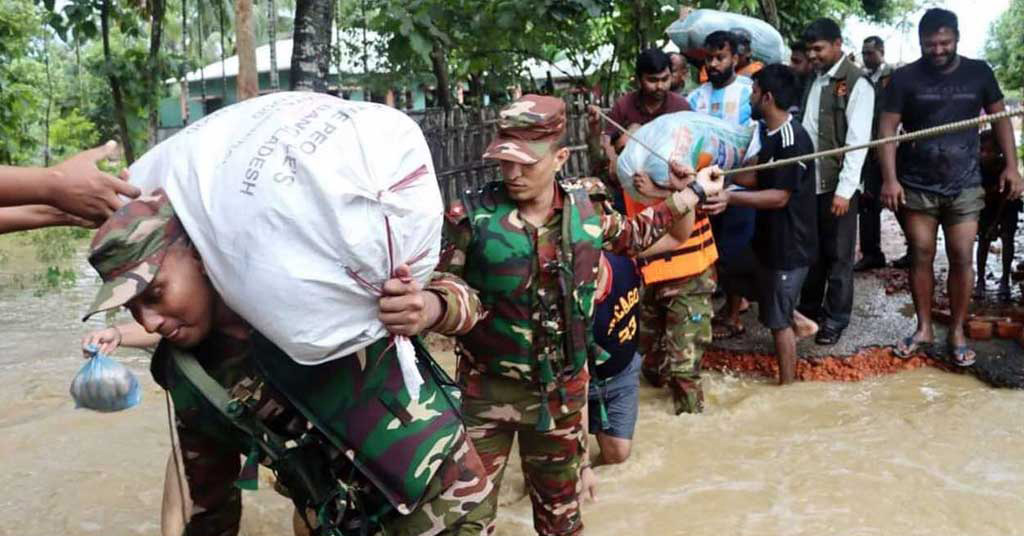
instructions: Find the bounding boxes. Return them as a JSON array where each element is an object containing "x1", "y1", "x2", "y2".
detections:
[{"x1": 793, "y1": 310, "x2": 819, "y2": 340}]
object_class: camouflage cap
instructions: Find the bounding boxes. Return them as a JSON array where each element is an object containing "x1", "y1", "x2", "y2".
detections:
[
  {"x1": 82, "y1": 189, "x2": 186, "y2": 321},
  {"x1": 482, "y1": 94, "x2": 566, "y2": 164}
]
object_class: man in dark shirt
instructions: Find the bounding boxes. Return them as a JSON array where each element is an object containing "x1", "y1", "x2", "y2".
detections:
[
  {"x1": 587, "y1": 48, "x2": 691, "y2": 211},
  {"x1": 588, "y1": 252, "x2": 643, "y2": 465},
  {"x1": 705, "y1": 64, "x2": 818, "y2": 385},
  {"x1": 879, "y1": 8, "x2": 1022, "y2": 366},
  {"x1": 588, "y1": 48, "x2": 691, "y2": 150}
]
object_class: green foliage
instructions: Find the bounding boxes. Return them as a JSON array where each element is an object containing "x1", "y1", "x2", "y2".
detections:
[
  {"x1": 49, "y1": 109, "x2": 98, "y2": 160},
  {"x1": 985, "y1": 0, "x2": 1024, "y2": 94},
  {"x1": 0, "y1": 0, "x2": 45, "y2": 164}
]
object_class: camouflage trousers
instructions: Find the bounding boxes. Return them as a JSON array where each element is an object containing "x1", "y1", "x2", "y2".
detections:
[
  {"x1": 176, "y1": 413, "x2": 491, "y2": 536},
  {"x1": 638, "y1": 275, "x2": 714, "y2": 415},
  {"x1": 463, "y1": 408, "x2": 585, "y2": 536}
]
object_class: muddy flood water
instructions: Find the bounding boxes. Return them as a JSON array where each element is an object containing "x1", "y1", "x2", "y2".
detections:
[{"x1": 2, "y1": 240, "x2": 1023, "y2": 536}]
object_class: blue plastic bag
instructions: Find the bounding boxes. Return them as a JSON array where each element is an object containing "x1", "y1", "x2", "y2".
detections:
[
  {"x1": 616, "y1": 111, "x2": 755, "y2": 204},
  {"x1": 69, "y1": 345, "x2": 141, "y2": 412}
]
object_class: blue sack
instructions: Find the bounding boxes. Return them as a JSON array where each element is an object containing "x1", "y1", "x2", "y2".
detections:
[
  {"x1": 69, "y1": 345, "x2": 141, "y2": 412},
  {"x1": 616, "y1": 111, "x2": 755, "y2": 204}
]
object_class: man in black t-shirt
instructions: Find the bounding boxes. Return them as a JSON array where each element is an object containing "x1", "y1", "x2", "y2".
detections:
[
  {"x1": 878, "y1": 8, "x2": 1022, "y2": 366},
  {"x1": 705, "y1": 64, "x2": 818, "y2": 385}
]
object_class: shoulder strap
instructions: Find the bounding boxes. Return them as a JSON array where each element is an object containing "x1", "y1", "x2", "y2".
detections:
[{"x1": 172, "y1": 349, "x2": 288, "y2": 462}]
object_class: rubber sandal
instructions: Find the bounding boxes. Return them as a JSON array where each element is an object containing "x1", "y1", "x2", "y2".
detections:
[
  {"x1": 894, "y1": 335, "x2": 930, "y2": 358},
  {"x1": 712, "y1": 322, "x2": 746, "y2": 340},
  {"x1": 949, "y1": 345, "x2": 976, "y2": 367}
]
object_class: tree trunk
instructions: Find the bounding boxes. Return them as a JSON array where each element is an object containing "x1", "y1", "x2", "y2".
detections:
[
  {"x1": 148, "y1": 0, "x2": 166, "y2": 146},
  {"x1": 236, "y1": 0, "x2": 259, "y2": 100},
  {"x1": 290, "y1": 0, "x2": 334, "y2": 92},
  {"x1": 43, "y1": 31, "x2": 52, "y2": 166},
  {"x1": 197, "y1": 2, "x2": 207, "y2": 107},
  {"x1": 430, "y1": 39, "x2": 451, "y2": 109},
  {"x1": 218, "y1": 0, "x2": 228, "y2": 101},
  {"x1": 758, "y1": 0, "x2": 781, "y2": 29},
  {"x1": 268, "y1": 0, "x2": 279, "y2": 89},
  {"x1": 101, "y1": 0, "x2": 135, "y2": 163},
  {"x1": 181, "y1": 0, "x2": 190, "y2": 125}
]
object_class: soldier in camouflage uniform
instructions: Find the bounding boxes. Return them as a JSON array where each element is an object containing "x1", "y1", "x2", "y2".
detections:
[
  {"x1": 417, "y1": 95, "x2": 721, "y2": 535},
  {"x1": 81, "y1": 191, "x2": 493, "y2": 536}
]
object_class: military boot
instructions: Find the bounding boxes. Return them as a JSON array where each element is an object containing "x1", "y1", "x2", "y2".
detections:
[{"x1": 669, "y1": 378, "x2": 704, "y2": 415}]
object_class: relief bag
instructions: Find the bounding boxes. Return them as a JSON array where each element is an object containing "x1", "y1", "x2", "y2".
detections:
[
  {"x1": 616, "y1": 111, "x2": 755, "y2": 204},
  {"x1": 129, "y1": 93, "x2": 442, "y2": 397}
]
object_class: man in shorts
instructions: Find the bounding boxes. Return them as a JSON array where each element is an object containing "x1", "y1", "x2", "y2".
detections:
[
  {"x1": 588, "y1": 252, "x2": 643, "y2": 464},
  {"x1": 879, "y1": 8, "x2": 1022, "y2": 366},
  {"x1": 705, "y1": 64, "x2": 818, "y2": 384}
]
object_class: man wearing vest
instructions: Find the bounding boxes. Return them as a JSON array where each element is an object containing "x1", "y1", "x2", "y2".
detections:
[
  {"x1": 80, "y1": 193, "x2": 494, "y2": 536},
  {"x1": 423, "y1": 94, "x2": 719, "y2": 535},
  {"x1": 687, "y1": 30, "x2": 756, "y2": 341},
  {"x1": 797, "y1": 18, "x2": 875, "y2": 346},
  {"x1": 854, "y1": 36, "x2": 897, "y2": 272}
]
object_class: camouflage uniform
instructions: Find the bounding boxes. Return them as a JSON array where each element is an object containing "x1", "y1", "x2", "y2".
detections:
[
  {"x1": 429, "y1": 95, "x2": 694, "y2": 535},
  {"x1": 637, "y1": 270, "x2": 715, "y2": 414},
  {"x1": 82, "y1": 192, "x2": 492, "y2": 536}
]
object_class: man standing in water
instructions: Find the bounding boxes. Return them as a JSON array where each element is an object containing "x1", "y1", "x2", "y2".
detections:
[
  {"x1": 797, "y1": 18, "x2": 874, "y2": 347},
  {"x1": 81, "y1": 193, "x2": 495, "y2": 535},
  {"x1": 429, "y1": 94, "x2": 720, "y2": 534},
  {"x1": 880, "y1": 8, "x2": 1021, "y2": 365}
]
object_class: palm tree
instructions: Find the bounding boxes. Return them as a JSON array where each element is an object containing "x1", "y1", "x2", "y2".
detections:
[
  {"x1": 291, "y1": 0, "x2": 334, "y2": 92},
  {"x1": 236, "y1": 0, "x2": 259, "y2": 100}
]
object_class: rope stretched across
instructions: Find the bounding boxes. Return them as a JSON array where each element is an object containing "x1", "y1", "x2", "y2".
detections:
[{"x1": 596, "y1": 106, "x2": 1024, "y2": 177}]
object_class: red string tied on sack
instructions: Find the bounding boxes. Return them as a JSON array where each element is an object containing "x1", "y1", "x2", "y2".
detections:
[{"x1": 346, "y1": 164, "x2": 432, "y2": 401}]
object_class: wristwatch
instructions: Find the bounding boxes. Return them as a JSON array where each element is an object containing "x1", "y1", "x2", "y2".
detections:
[{"x1": 687, "y1": 180, "x2": 707, "y2": 205}]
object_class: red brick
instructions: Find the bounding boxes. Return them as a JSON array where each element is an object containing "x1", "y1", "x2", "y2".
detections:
[
  {"x1": 995, "y1": 320, "x2": 1022, "y2": 339},
  {"x1": 967, "y1": 320, "x2": 994, "y2": 340}
]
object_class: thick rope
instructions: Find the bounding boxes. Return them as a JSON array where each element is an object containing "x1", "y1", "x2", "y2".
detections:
[
  {"x1": 725, "y1": 106, "x2": 1024, "y2": 176},
  {"x1": 596, "y1": 106, "x2": 1024, "y2": 176}
]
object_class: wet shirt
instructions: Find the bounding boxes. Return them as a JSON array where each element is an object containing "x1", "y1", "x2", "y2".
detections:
[
  {"x1": 747, "y1": 117, "x2": 818, "y2": 270},
  {"x1": 883, "y1": 57, "x2": 1004, "y2": 196}
]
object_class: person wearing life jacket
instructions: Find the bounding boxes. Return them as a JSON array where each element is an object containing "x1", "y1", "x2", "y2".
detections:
[
  {"x1": 80, "y1": 191, "x2": 493, "y2": 536},
  {"x1": 415, "y1": 94, "x2": 720, "y2": 535}
]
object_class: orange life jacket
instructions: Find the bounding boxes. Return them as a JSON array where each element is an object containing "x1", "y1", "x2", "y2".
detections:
[{"x1": 625, "y1": 192, "x2": 717, "y2": 284}]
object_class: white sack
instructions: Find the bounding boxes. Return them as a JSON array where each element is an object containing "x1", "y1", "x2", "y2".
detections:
[
  {"x1": 130, "y1": 93, "x2": 442, "y2": 381},
  {"x1": 666, "y1": 9, "x2": 788, "y2": 65}
]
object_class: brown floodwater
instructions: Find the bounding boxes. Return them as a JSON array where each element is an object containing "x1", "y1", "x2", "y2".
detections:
[{"x1": 1, "y1": 242, "x2": 1022, "y2": 536}]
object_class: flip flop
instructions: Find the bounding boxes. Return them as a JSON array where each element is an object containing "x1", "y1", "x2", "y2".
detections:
[
  {"x1": 949, "y1": 345, "x2": 976, "y2": 367},
  {"x1": 713, "y1": 322, "x2": 746, "y2": 340},
  {"x1": 894, "y1": 335, "x2": 931, "y2": 358}
]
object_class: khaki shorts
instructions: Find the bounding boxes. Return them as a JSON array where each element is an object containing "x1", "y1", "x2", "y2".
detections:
[{"x1": 902, "y1": 185, "x2": 985, "y2": 226}]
